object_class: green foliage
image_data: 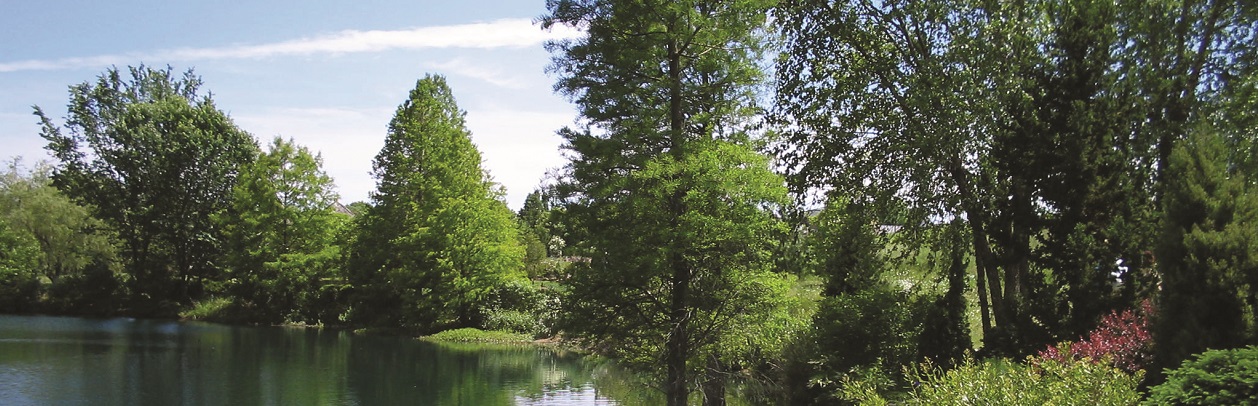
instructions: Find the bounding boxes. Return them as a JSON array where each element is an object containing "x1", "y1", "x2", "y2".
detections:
[
  {"x1": 42, "y1": 262, "x2": 125, "y2": 316},
  {"x1": 518, "y1": 190, "x2": 556, "y2": 258},
  {"x1": 423, "y1": 328, "x2": 533, "y2": 344},
  {"x1": 481, "y1": 309, "x2": 545, "y2": 339},
  {"x1": 916, "y1": 227, "x2": 972, "y2": 369},
  {"x1": 37, "y1": 65, "x2": 259, "y2": 315},
  {"x1": 0, "y1": 159, "x2": 122, "y2": 315},
  {"x1": 479, "y1": 279, "x2": 560, "y2": 338},
  {"x1": 180, "y1": 297, "x2": 235, "y2": 321},
  {"x1": 872, "y1": 356, "x2": 1143, "y2": 406},
  {"x1": 737, "y1": 275, "x2": 824, "y2": 404},
  {"x1": 349, "y1": 74, "x2": 524, "y2": 332},
  {"x1": 809, "y1": 198, "x2": 885, "y2": 296},
  {"x1": 217, "y1": 136, "x2": 346, "y2": 325},
  {"x1": 1155, "y1": 127, "x2": 1258, "y2": 372},
  {"x1": 543, "y1": 1, "x2": 784, "y2": 403},
  {"x1": 807, "y1": 288, "x2": 924, "y2": 403},
  {"x1": 0, "y1": 220, "x2": 41, "y2": 313},
  {"x1": 556, "y1": 139, "x2": 792, "y2": 402},
  {"x1": 1146, "y1": 346, "x2": 1258, "y2": 406},
  {"x1": 790, "y1": 198, "x2": 970, "y2": 404},
  {"x1": 772, "y1": 0, "x2": 1251, "y2": 357}
]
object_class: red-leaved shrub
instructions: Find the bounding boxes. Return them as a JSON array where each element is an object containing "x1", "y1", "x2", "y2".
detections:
[{"x1": 1038, "y1": 300, "x2": 1154, "y2": 373}]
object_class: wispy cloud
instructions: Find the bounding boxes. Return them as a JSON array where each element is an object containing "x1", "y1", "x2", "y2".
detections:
[
  {"x1": 0, "y1": 18, "x2": 582, "y2": 73},
  {"x1": 427, "y1": 58, "x2": 527, "y2": 89}
]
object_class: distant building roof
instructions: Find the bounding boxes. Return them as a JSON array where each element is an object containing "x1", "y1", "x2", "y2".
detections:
[{"x1": 332, "y1": 202, "x2": 355, "y2": 216}]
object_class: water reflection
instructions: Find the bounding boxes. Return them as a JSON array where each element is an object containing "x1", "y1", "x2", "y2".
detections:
[{"x1": 0, "y1": 315, "x2": 650, "y2": 405}]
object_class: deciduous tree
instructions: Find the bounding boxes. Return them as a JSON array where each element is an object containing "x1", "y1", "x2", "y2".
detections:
[
  {"x1": 36, "y1": 66, "x2": 258, "y2": 315},
  {"x1": 218, "y1": 137, "x2": 346, "y2": 324}
]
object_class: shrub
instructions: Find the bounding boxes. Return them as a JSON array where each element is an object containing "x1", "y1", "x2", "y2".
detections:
[
  {"x1": 815, "y1": 289, "x2": 921, "y2": 370},
  {"x1": 180, "y1": 297, "x2": 235, "y2": 321},
  {"x1": 1039, "y1": 300, "x2": 1154, "y2": 374},
  {"x1": 478, "y1": 279, "x2": 563, "y2": 338},
  {"x1": 482, "y1": 308, "x2": 545, "y2": 338},
  {"x1": 0, "y1": 268, "x2": 39, "y2": 313},
  {"x1": 0, "y1": 220, "x2": 41, "y2": 313},
  {"x1": 848, "y1": 355, "x2": 1142, "y2": 406},
  {"x1": 1145, "y1": 346, "x2": 1258, "y2": 406},
  {"x1": 43, "y1": 262, "x2": 124, "y2": 317}
]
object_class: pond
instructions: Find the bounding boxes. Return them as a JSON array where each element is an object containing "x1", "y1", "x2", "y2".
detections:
[{"x1": 0, "y1": 315, "x2": 659, "y2": 405}]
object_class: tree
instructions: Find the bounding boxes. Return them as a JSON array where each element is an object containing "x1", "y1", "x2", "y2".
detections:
[
  {"x1": 771, "y1": 0, "x2": 1254, "y2": 355},
  {"x1": 348, "y1": 74, "x2": 524, "y2": 332},
  {"x1": 773, "y1": 0, "x2": 1046, "y2": 353},
  {"x1": 218, "y1": 137, "x2": 346, "y2": 324},
  {"x1": 517, "y1": 190, "x2": 554, "y2": 278},
  {"x1": 793, "y1": 197, "x2": 971, "y2": 403},
  {"x1": 0, "y1": 218, "x2": 41, "y2": 313},
  {"x1": 36, "y1": 65, "x2": 258, "y2": 315},
  {"x1": 1154, "y1": 127, "x2": 1258, "y2": 375},
  {"x1": 541, "y1": 1, "x2": 785, "y2": 404},
  {"x1": 0, "y1": 161, "x2": 118, "y2": 282}
]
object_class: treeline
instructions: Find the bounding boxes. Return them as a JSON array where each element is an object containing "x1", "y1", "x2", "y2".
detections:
[
  {"x1": 2, "y1": 0, "x2": 1257, "y2": 404},
  {"x1": 2, "y1": 68, "x2": 526, "y2": 337}
]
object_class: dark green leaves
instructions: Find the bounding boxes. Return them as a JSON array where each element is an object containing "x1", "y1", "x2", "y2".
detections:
[{"x1": 36, "y1": 65, "x2": 258, "y2": 314}]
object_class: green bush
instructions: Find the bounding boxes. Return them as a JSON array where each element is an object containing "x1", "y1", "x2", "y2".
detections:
[
  {"x1": 0, "y1": 268, "x2": 40, "y2": 313},
  {"x1": 807, "y1": 287, "x2": 924, "y2": 402},
  {"x1": 1145, "y1": 346, "x2": 1258, "y2": 405},
  {"x1": 844, "y1": 356, "x2": 1143, "y2": 405},
  {"x1": 0, "y1": 220, "x2": 41, "y2": 313},
  {"x1": 482, "y1": 308, "x2": 546, "y2": 338},
  {"x1": 486, "y1": 279, "x2": 545, "y2": 312},
  {"x1": 180, "y1": 297, "x2": 235, "y2": 321},
  {"x1": 43, "y1": 262, "x2": 124, "y2": 316},
  {"x1": 478, "y1": 279, "x2": 563, "y2": 338}
]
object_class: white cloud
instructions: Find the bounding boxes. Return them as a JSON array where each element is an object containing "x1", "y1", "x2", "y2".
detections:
[{"x1": 0, "y1": 19, "x2": 583, "y2": 73}]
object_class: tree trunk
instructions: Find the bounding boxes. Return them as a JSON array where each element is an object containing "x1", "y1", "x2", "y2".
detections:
[
  {"x1": 975, "y1": 234, "x2": 992, "y2": 335},
  {"x1": 950, "y1": 154, "x2": 1007, "y2": 330},
  {"x1": 664, "y1": 34, "x2": 692, "y2": 406},
  {"x1": 666, "y1": 258, "x2": 691, "y2": 406}
]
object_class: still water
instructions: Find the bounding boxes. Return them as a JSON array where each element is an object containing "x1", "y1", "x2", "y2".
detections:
[{"x1": 0, "y1": 315, "x2": 656, "y2": 405}]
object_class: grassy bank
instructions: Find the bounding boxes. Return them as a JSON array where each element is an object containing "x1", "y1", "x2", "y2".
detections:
[{"x1": 421, "y1": 327, "x2": 533, "y2": 344}]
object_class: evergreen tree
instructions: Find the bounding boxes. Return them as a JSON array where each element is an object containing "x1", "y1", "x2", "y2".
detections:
[
  {"x1": 542, "y1": 1, "x2": 788, "y2": 404},
  {"x1": 1155, "y1": 127, "x2": 1258, "y2": 374},
  {"x1": 517, "y1": 190, "x2": 553, "y2": 278},
  {"x1": 349, "y1": 75, "x2": 524, "y2": 332}
]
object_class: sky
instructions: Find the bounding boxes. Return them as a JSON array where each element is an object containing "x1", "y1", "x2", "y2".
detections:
[{"x1": 0, "y1": 0, "x2": 582, "y2": 210}]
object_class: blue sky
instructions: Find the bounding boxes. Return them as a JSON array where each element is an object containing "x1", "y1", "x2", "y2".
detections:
[{"x1": 0, "y1": 1, "x2": 581, "y2": 209}]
